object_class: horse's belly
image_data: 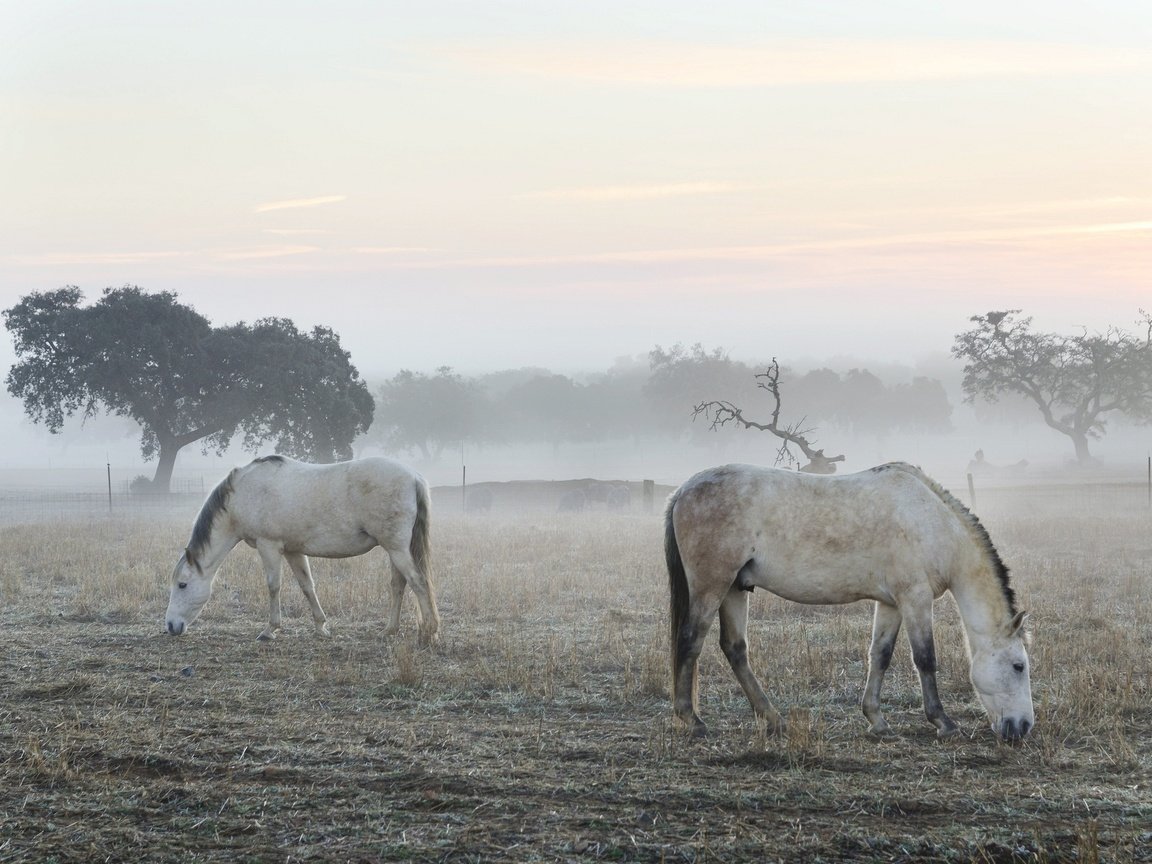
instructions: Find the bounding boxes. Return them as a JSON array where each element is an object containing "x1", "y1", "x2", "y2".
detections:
[
  {"x1": 289, "y1": 531, "x2": 378, "y2": 559},
  {"x1": 755, "y1": 562, "x2": 888, "y2": 606},
  {"x1": 762, "y1": 580, "x2": 870, "y2": 605}
]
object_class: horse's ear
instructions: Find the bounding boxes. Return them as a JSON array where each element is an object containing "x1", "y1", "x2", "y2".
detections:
[
  {"x1": 184, "y1": 547, "x2": 199, "y2": 571},
  {"x1": 1008, "y1": 610, "x2": 1028, "y2": 638}
]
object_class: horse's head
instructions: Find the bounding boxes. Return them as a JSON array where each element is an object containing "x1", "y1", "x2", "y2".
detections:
[
  {"x1": 165, "y1": 547, "x2": 213, "y2": 636},
  {"x1": 969, "y1": 610, "x2": 1034, "y2": 741}
]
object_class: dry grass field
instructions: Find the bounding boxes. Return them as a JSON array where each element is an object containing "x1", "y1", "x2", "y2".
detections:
[{"x1": 1, "y1": 481, "x2": 1151, "y2": 862}]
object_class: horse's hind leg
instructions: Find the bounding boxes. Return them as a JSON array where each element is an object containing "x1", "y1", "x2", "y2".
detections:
[
  {"x1": 719, "y1": 587, "x2": 785, "y2": 733},
  {"x1": 383, "y1": 564, "x2": 406, "y2": 637},
  {"x1": 673, "y1": 587, "x2": 723, "y2": 737},
  {"x1": 284, "y1": 553, "x2": 330, "y2": 637},
  {"x1": 388, "y1": 547, "x2": 440, "y2": 647},
  {"x1": 862, "y1": 601, "x2": 902, "y2": 735}
]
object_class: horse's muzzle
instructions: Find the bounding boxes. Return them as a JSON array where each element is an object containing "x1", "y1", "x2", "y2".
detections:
[
  {"x1": 166, "y1": 620, "x2": 186, "y2": 636},
  {"x1": 999, "y1": 717, "x2": 1032, "y2": 741}
]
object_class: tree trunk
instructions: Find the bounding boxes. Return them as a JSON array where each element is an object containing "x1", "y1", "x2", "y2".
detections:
[
  {"x1": 151, "y1": 439, "x2": 182, "y2": 492},
  {"x1": 1070, "y1": 431, "x2": 1093, "y2": 465}
]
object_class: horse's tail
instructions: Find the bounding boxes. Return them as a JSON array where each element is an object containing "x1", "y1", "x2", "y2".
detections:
[
  {"x1": 410, "y1": 477, "x2": 432, "y2": 580},
  {"x1": 665, "y1": 491, "x2": 691, "y2": 699}
]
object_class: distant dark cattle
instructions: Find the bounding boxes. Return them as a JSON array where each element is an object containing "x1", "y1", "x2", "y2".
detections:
[
  {"x1": 558, "y1": 489, "x2": 587, "y2": 513},
  {"x1": 584, "y1": 482, "x2": 609, "y2": 504},
  {"x1": 967, "y1": 449, "x2": 1029, "y2": 477},
  {"x1": 606, "y1": 484, "x2": 631, "y2": 510},
  {"x1": 466, "y1": 487, "x2": 494, "y2": 513}
]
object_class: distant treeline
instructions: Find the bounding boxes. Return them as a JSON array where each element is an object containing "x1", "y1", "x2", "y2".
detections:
[{"x1": 363, "y1": 344, "x2": 953, "y2": 461}]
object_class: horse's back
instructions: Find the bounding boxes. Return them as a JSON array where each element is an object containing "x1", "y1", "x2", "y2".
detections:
[
  {"x1": 670, "y1": 463, "x2": 965, "y2": 603},
  {"x1": 230, "y1": 456, "x2": 425, "y2": 555},
  {"x1": 674, "y1": 462, "x2": 945, "y2": 525}
]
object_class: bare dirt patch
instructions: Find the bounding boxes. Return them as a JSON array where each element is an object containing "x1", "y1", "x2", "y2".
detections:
[{"x1": 1, "y1": 487, "x2": 1150, "y2": 862}]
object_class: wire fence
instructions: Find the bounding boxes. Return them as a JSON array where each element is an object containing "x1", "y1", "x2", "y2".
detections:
[
  {"x1": 0, "y1": 491, "x2": 209, "y2": 526},
  {"x1": 2, "y1": 467, "x2": 1150, "y2": 527},
  {"x1": 0, "y1": 473, "x2": 211, "y2": 525}
]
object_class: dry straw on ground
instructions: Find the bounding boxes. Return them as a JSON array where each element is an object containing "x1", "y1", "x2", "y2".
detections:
[{"x1": 1, "y1": 482, "x2": 1150, "y2": 862}]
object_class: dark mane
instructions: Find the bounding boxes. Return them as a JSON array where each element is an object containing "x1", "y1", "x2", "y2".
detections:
[
  {"x1": 872, "y1": 462, "x2": 1017, "y2": 616},
  {"x1": 959, "y1": 504, "x2": 1017, "y2": 616},
  {"x1": 187, "y1": 471, "x2": 235, "y2": 565},
  {"x1": 252, "y1": 454, "x2": 286, "y2": 465}
]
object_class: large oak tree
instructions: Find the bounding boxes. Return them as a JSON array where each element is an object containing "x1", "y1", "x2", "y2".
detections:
[
  {"x1": 952, "y1": 310, "x2": 1152, "y2": 464},
  {"x1": 4, "y1": 286, "x2": 374, "y2": 490}
]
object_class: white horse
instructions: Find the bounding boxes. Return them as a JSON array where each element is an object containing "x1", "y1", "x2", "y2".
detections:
[
  {"x1": 165, "y1": 455, "x2": 439, "y2": 645},
  {"x1": 666, "y1": 462, "x2": 1033, "y2": 741}
]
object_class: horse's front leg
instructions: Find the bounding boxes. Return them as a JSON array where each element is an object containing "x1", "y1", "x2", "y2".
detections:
[
  {"x1": 256, "y1": 542, "x2": 284, "y2": 641},
  {"x1": 284, "y1": 552, "x2": 330, "y2": 638},
  {"x1": 862, "y1": 601, "x2": 902, "y2": 736},
  {"x1": 904, "y1": 602, "x2": 960, "y2": 738},
  {"x1": 719, "y1": 587, "x2": 785, "y2": 734}
]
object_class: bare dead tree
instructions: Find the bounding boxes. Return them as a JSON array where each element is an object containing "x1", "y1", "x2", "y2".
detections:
[{"x1": 692, "y1": 358, "x2": 846, "y2": 474}]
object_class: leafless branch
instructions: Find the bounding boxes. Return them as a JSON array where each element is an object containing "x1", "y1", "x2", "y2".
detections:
[{"x1": 692, "y1": 357, "x2": 845, "y2": 473}]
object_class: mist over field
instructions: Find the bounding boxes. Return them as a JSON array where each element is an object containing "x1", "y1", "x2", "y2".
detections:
[{"x1": 2, "y1": 346, "x2": 1149, "y2": 499}]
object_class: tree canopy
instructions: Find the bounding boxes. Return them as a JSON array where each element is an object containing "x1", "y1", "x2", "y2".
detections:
[
  {"x1": 354, "y1": 343, "x2": 956, "y2": 466},
  {"x1": 4, "y1": 286, "x2": 374, "y2": 489},
  {"x1": 372, "y1": 366, "x2": 481, "y2": 460},
  {"x1": 952, "y1": 310, "x2": 1152, "y2": 463}
]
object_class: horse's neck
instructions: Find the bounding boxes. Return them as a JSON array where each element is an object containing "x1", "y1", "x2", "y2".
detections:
[
  {"x1": 949, "y1": 557, "x2": 1010, "y2": 642},
  {"x1": 198, "y1": 519, "x2": 240, "y2": 575}
]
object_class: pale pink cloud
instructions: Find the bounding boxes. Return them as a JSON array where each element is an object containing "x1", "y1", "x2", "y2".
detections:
[
  {"x1": 373, "y1": 220, "x2": 1152, "y2": 269},
  {"x1": 217, "y1": 245, "x2": 319, "y2": 260},
  {"x1": 524, "y1": 182, "x2": 746, "y2": 201},
  {"x1": 8, "y1": 251, "x2": 188, "y2": 266},
  {"x1": 351, "y1": 246, "x2": 438, "y2": 255},
  {"x1": 435, "y1": 39, "x2": 1151, "y2": 87},
  {"x1": 262, "y1": 228, "x2": 336, "y2": 236},
  {"x1": 252, "y1": 196, "x2": 346, "y2": 214}
]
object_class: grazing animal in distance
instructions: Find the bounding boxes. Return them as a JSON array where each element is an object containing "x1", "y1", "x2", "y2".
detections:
[
  {"x1": 606, "y1": 484, "x2": 632, "y2": 510},
  {"x1": 967, "y1": 449, "x2": 1029, "y2": 477},
  {"x1": 665, "y1": 462, "x2": 1033, "y2": 742},
  {"x1": 466, "y1": 486, "x2": 495, "y2": 513},
  {"x1": 558, "y1": 488, "x2": 587, "y2": 513},
  {"x1": 165, "y1": 455, "x2": 439, "y2": 645},
  {"x1": 584, "y1": 481, "x2": 610, "y2": 505}
]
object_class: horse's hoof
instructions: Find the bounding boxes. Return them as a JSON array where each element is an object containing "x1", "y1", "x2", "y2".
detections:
[
  {"x1": 257, "y1": 630, "x2": 278, "y2": 642},
  {"x1": 936, "y1": 724, "x2": 962, "y2": 740},
  {"x1": 758, "y1": 716, "x2": 787, "y2": 736},
  {"x1": 869, "y1": 724, "x2": 898, "y2": 739},
  {"x1": 317, "y1": 624, "x2": 332, "y2": 638}
]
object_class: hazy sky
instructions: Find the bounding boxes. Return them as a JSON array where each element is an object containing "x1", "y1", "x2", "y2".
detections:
[{"x1": 3, "y1": 1, "x2": 1150, "y2": 379}]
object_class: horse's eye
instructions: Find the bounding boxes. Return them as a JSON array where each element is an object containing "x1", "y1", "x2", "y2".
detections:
[
  {"x1": 177, "y1": 582, "x2": 187, "y2": 590},
  {"x1": 1013, "y1": 662, "x2": 1025, "y2": 673}
]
